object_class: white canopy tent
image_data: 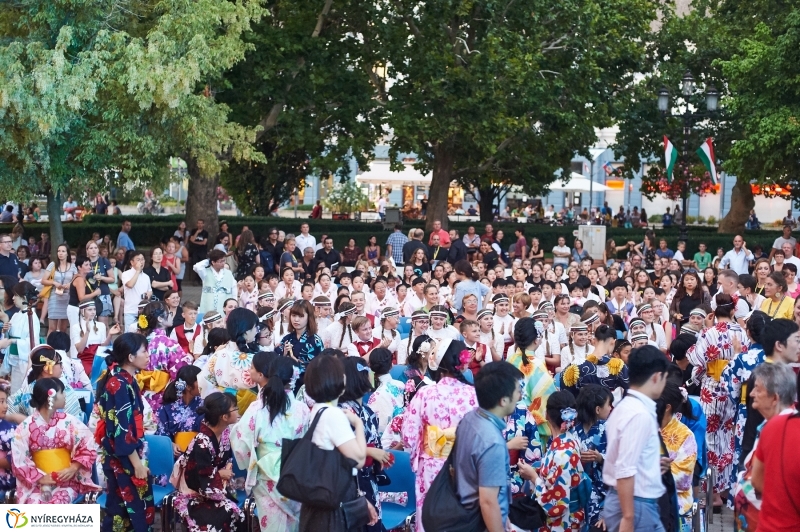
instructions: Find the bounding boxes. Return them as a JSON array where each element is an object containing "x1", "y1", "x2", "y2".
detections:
[
  {"x1": 355, "y1": 161, "x2": 432, "y2": 186},
  {"x1": 547, "y1": 172, "x2": 611, "y2": 192}
]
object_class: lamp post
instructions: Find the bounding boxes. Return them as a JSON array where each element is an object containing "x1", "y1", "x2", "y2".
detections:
[
  {"x1": 588, "y1": 147, "x2": 606, "y2": 222},
  {"x1": 658, "y1": 71, "x2": 718, "y2": 241}
]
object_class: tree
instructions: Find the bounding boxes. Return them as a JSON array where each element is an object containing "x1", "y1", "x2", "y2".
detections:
[
  {"x1": 613, "y1": 0, "x2": 800, "y2": 233},
  {"x1": 214, "y1": 0, "x2": 386, "y2": 214},
  {"x1": 380, "y1": 0, "x2": 659, "y2": 230},
  {"x1": 0, "y1": 0, "x2": 263, "y2": 248}
]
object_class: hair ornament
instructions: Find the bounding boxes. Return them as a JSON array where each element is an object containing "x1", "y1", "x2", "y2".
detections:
[
  {"x1": 534, "y1": 320, "x2": 545, "y2": 337},
  {"x1": 175, "y1": 379, "x2": 187, "y2": 393},
  {"x1": 289, "y1": 365, "x2": 301, "y2": 391},
  {"x1": 560, "y1": 407, "x2": 578, "y2": 431},
  {"x1": 679, "y1": 386, "x2": 688, "y2": 402},
  {"x1": 458, "y1": 349, "x2": 471, "y2": 370},
  {"x1": 47, "y1": 388, "x2": 56, "y2": 410},
  {"x1": 356, "y1": 362, "x2": 369, "y2": 373},
  {"x1": 138, "y1": 314, "x2": 149, "y2": 329}
]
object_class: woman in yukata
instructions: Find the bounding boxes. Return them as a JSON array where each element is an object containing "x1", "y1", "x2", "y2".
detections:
[{"x1": 157, "y1": 365, "x2": 204, "y2": 455}]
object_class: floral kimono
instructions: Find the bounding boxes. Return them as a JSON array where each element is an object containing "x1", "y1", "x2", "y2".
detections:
[
  {"x1": 156, "y1": 395, "x2": 204, "y2": 441},
  {"x1": 401, "y1": 376, "x2": 477, "y2": 532},
  {"x1": 561, "y1": 354, "x2": 629, "y2": 397},
  {"x1": 275, "y1": 330, "x2": 324, "y2": 373},
  {"x1": 232, "y1": 396, "x2": 309, "y2": 532},
  {"x1": 367, "y1": 373, "x2": 406, "y2": 434},
  {"x1": 720, "y1": 343, "x2": 765, "y2": 489},
  {"x1": 0, "y1": 419, "x2": 16, "y2": 491},
  {"x1": 11, "y1": 410, "x2": 100, "y2": 503},
  {"x1": 507, "y1": 349, "x2": 557, "y2": 439},
  {"x1": 340, "y1": 400, "x2": 384, "y2": 532},
  {"x1": 687, "y1": 321, "x2": 748, "y2": 492},
  {"x1": 534, "y1": 429, "x2": 586, "y2": 532},
  {"x1": 662, "y1": 415, "x2": 698, "y2": 532},
  {"x1": 574, "y1": 421, "x2": 607, "y2": 528},
  {"x1": 142, "y1": 329, "x2": 192, "y2": 413},
  {"x1": 98, "y1": 366, "x2": 155, "y2": 532},
  {"x1": 200, "y1": 343, "x2": 256, "y2": 395},
  {"x1": 503, "y1": 402, "x2": 543, "y2": 496},
  {"x1": 173, "y1": 424, "x2": 245, "y2": 532}
]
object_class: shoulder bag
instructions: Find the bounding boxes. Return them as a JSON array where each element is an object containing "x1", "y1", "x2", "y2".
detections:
[
  {"x1": 421, "y1": 440, "x2": 484, "y2": 532},
  {"x1": 277, "y1": 407, "x2": 359, "y2": 510},
  {"x1": 38, "y1": 266, "x2": 56, "y2": 299}
]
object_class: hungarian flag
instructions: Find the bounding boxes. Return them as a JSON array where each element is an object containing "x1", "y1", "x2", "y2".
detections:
[
  {"x1": 696, "y1": 137, "x2": 717, "y2": 184},
  {"x1": 664, "y1": 136, "x2": 678, "y2": 182}
]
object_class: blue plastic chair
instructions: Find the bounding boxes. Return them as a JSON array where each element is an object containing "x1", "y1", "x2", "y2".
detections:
[
  {"x1": 90, "y1": 356, "x2": 107, "y2": 392},
  {"x1": 379, "y1": 450, "x2": 416, "y2": 531},
  {"x1": 461, "y1": 369, "x2": 474, "y2": 384},
  {"x1": 398, "y1": 318, "x2": 411, "y2": 336}
]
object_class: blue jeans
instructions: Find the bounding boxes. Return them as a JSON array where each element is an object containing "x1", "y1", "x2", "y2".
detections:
[{"x1": 603, "y1": 488, "x2": 665, "y2": 532}]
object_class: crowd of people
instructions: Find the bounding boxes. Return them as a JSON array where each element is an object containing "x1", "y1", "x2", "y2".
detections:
[{"x1": 0, "y1": 215, "x2": 800, "y2": 531}]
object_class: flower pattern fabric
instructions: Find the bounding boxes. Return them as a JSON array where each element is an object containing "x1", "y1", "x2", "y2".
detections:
[
  {"x1": 503, "y1": 402, "x2": 543, "y2": 495},
  {"x1": 199, "y1": 343, "x2": 256, "y2": 396},
  {"x1": 340, "y1": 400, "x2": 384, "y2": 531},
  {"x1": 145, "y1": 329, "x2": 193, "y2": 413},
  {"x1": 156, "y1": 395, "x2": 204, "y2": 440},
  {"x1": 367, "y1": 374, "x2": 406, "y2": 434},
  {"x1": 275, "y1": 330, "x2": 324, "y2": 372},
  {"x1": 534, "y1": 430, "x2": 586, "y2": 532},
  {"x1": 507, "y1": 349, "x2": 557, "y2": 439},
  {"x1": 97, "y1": 366, "x2": 155, "y2": 532},
  {"x1": 560, "y1": 355, "x2": 629, "y2": 396},
  {"x1": 174, "y1": 423, "x2": 245, "y2": 532},
  {"x1": 401, "y1": 376, "x2": 477, "y2": 532},
  {"x1": 231, "y1": 396, "x2": 309, "y2": 532},
  {"x1": 574, "y1": 421, "x2": 607, "y2": 527},
  {"x1": 720, "y1": 342, "x2": 764, "y2": 490},
  {"x1": 11, "y1": 410, "x2": 100, "y2": 503},
  {"x1": 7, "y1": 378, "x2": 84, "y2": 420},
  {"x1": 661, "y1": 415, "x2": 698, "y2": 528},
  {"x1": 0, "y1": 419, "x2": 16, "y2": 491},
  {"x1": 686, "y1": 321, "x2": 749, "y2": 492}
]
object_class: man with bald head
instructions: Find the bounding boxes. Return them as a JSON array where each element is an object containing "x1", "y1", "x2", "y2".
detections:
[{"x1": 720, "y1": 235, "x2": 753, "y2": 276}]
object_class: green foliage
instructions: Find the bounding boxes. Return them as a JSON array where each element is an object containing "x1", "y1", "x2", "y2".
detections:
[
  {"x1": 381, "y1": 0, "x2": 659, "y2": 211},
  {"x1": 696, "y1": 216, "x2": 706, "y2": 224},
  {"x1": 322, "y1": 181, "x2": 369, "y2": 214},
  {"x1": 707, "y1": 216, "x2": 717, "y2": 225}
]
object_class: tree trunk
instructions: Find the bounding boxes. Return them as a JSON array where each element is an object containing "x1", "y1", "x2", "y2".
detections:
[
  {"x1": 185, "y1": 158, "x2": 220, "y2": 285},
  {"x1": 425, "y1": 142, "x2": 456, "y2": 232},
  {"x1": 718, "y1": 176, "x2": 754, "y2": 234},
  {"x1": 477, "y1": 186, "x2": 495, "y2": 222},
  {"x1": 46, "y1": 188, "x2": 64, "y2": 248}
]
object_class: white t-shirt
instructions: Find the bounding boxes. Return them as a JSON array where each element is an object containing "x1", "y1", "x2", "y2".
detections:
[
  {"x1": 772, "y1": 236, "x2": 797, "y2": 251},
  {"x1": 69, "y1": 319, "x2": 107, "y2": 359},
  {"x1": 674, "y1": 250, "x2": 685, "y2": 262},
  {"x1": 552, "y1": 245, "x2": 571, "y2": 263},
  {"x1": 120, "y1": 269, "x2": 151, "y2": 315},
  {"x1": 295, "y1": 234, "x2": 317, "y2": 253},
  {"x1": 559, "y1": 343, "x2": 594, "y2": 370},
  {"x1": 426, "y1": 325, "x2": 461, "y2": 341},
  {"x1": 309, "y1": 404, "x2": 355, "y2": 451},
  {"x1": 377, "y1": 197, "x2": 387, "y2": 215}
]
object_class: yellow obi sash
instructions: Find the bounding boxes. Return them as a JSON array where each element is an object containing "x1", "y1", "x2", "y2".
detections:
[
  {"x1": 237, "y1": 389, "x2": 258, "y2": 415},
  {"x1": 135, "y1": 370, "x2": 171, "y2": 393},
  {"x1": 423, "y1": 426, "x2": 456, "y2": 459},
  {"x1": 707, "y1": 359, "x2": 729, "y2": 382},
  {"x1": 175, "y1": 432, "x2": 198, "y2": 452},
  {"x1": 33, "y1": 448, "x2": 71, "y2": 474}
]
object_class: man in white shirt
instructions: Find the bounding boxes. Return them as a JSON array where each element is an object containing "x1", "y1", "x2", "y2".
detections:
[
  {"x1": 769, "y1": 225, "x2": 797, "y2": 261},
  {"x1": 780, "y1": 242, "x2": 800, "y2": 278},
  {"x1": 552, "y1": 236, "x2": 571, "y2": 267},
  {"x1": 711, "y1": 269, "x2": 751, "y2": 327},
  {"x1": 376, "y1": 195, "x2": 387, "y2": 221},
  {"x1": 294, "y1": 223, "x2": 316, "y2": 253},
  {"x1": 603, "y1": 345, "x2": 668, "y2": 532},
  {"x1": 719, "y1": 235, "x2": 754, "y2": 276}
]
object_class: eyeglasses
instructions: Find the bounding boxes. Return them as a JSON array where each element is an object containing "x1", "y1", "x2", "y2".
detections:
[
  {"x1": 0, "y1": 241, "x2": 11, "y2": 244},
  {"x1": 227, "y1": 408, "x2": 239, "y2": 415}
]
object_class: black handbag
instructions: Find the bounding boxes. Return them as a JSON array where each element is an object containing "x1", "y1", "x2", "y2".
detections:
[
  {"x1": 421, "y1": 441, "x2": 484, "y2": 532},
  {"x1": 277, "y1": 407, "x2": 358, "y2": 510},
  {"x1": 341, "y1": 476, "x2": 372, "y2": 530},
  {"x1": 508, "y1": 496, "x2": 547, "y2": 530}
]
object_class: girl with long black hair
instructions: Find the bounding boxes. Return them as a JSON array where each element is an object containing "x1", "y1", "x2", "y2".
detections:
[
  {"x1": 97, "y1": 333, "x2": 155, "y2": 531},
  {"x1": 173, "y1": 392, "x2": 245, "y2": 532},
  {"x1": 156, "y1": 365, "x2": 204, "y2": 455},
  {"x1": 575, "y1": 384, "x2": 613, "y2": 530}
]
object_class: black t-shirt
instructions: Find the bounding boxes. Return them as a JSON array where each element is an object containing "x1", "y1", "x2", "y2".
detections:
[
  {"x1": 482, "y1": 250, "x2": 499, "y2": 269},
  {"x1": 90, "y1": 257, "x2": 112, "y2": 295},
  {"x1": 189, "y1": 230, "x2": 209, "y2": 258},
  {"x1": 143, "y1": 265, "x2": 172, "y2": 300},
  {"x1": 95, "y1": 202, "x2": 107, "y2": 214}
]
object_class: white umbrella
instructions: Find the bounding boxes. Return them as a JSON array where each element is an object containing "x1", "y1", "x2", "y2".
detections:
[
  {"x1": 356, "y1": 161, "x2": 431, "y2": 186},
  {"x1": 547, "y1": 172, "x2": 611, "y2": 192}
]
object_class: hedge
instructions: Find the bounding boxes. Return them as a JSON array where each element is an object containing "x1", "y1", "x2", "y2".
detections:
[{"x1": 21, "y1": 214, "x2": 784, "y2": 259}]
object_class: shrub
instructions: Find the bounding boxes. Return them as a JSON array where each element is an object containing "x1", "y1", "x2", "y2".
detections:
[
  {"x1": 686, "y1": 215, "x2": 697, "y2": 224},
  {"x1": 697, "y1": 216, "x2": 706, "y2": 224},
  {"x1": 707, "y1": 216, "x2": 717, "y2": 225}
]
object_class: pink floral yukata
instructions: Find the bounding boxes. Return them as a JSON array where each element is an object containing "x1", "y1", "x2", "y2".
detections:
[
  {"x1": 144, "y1": 329, "x2": 192, "y2": 412},
  {"x1": 401, "y1": 376, "x2": 477, "y2": 532},
  {"x1": 11, "y1": 410, "x2": 100, "y2": 503}
]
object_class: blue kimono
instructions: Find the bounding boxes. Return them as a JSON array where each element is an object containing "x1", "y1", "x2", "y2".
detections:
[
  {"x1": 0, "y1": 419, "x2": 16, "y2": 491},
  {"x1": 97, "y1": 366, "x2": 155, "y2": 532},
  {"x1": 275, "y1": 330, "x2": 324, "y2": 372},
  {"x1": 156, "y1": 396, "x2": 204, "y2": 440},
  {"x1": 575, "y1": 420, "x2": 608, "y2": 527},
  {"x1": 503, "y1": 402, "x2": 542, "y2": 496},
  {"x1": 560, "y1": 355, "x2": 629, "y2": 396}
]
